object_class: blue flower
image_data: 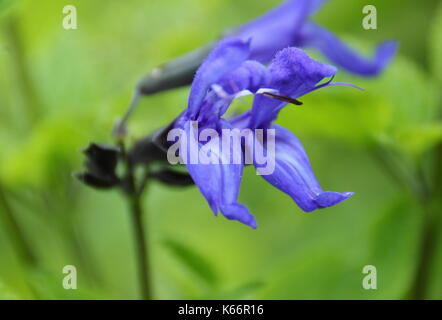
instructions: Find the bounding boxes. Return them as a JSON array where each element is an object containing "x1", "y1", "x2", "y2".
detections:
[
  {"x1": 171, "y1": 37, "x2": 355, "y2": 228},
  {"x1": 233, "y1": 0, "x2": 397, "y2": 76}
]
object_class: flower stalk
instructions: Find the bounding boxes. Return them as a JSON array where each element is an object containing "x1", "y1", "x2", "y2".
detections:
[
  {"x1": 128, "y1": 185, "x2": 152, "y2": 300},
  {"x1": 120, "y1": 141, "x2": 152, "y2": 300}
]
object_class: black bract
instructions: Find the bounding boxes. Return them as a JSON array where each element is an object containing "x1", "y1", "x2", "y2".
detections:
[
  {"x1": 75, "y1": 133, "x2": 194, "y2": 190},
  {"x1": 75, "y1": 143, "x2": 121, "y2": 189}
]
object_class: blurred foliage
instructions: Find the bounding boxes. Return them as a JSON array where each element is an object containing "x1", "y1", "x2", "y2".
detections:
[
  {"x1": 287, "y1": 52, "x2": 442, "y2": 158},
  {"x1": 430, "y1": 3, "x2": 442, "y2": 83},
  {"x1": 163, "y1": 238, "x2": 219, "y2": 290},
  {"x1": 0, "y1": 0, "x2": 441, "y2": 300}
]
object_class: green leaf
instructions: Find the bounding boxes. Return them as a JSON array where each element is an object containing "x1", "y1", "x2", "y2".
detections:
[
  {"x1": 163, "y1": 239, "x2": 219, "y2": 288},
  {"x1": 430, "y1": 3, "x2": 442, "y2": 83}
]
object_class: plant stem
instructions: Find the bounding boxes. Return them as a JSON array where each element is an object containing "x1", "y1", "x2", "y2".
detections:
[
  {"x1": 407, "y1": 203, "x2": 439, "y2": 299},
  {"x1": 129, "y1": 189, "x2": 152, "y2": 300},
  {"x1": 113, "y1": 91, "x2": 141, "y2": 139},
  {"x1": 407, "y1": 145, "x2": 442, "y2": 299},
  {"x1": 120, "y1": 142, "x2": 152, "y2": 300},
  {"x1": 407, "y1": 97, "x2": 442, "y2": 299}
]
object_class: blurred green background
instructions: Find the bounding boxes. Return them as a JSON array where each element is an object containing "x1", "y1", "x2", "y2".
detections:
[{"x1": 0, "y1": 0, "x2": 441, "y2": 299}]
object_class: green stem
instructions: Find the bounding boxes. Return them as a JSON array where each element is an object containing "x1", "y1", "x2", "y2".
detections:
[
  {"x1": 113, "y1": 91, "x2": 141, "y2": 139},
  {"x1": 407, "y1": 203, "x2": 439, "y2": 299},
  {"x1": 407, "y1": 145, "x2": 442, "y2": 299},
  {"x1": 406, "y1": 95, "x2": 442, "y2": 299},
  {"x1": 121, "y1": 142, "x2": 152, "y2": 300},
  {"x1": 129, "y1": 189, "x2": 151, "y2": 300}
]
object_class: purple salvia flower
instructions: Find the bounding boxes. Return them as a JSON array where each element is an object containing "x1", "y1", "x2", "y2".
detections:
[
  {"x1": 174, "y1": 38, "x2": 257, "y2": 227},
  {"x1": 231, "y1": 47, "x2": 355, "y2": 214},
  {"x1": 234, "y1": 0, "x2": 397, "y2": 77},
  {"x1": 173, "y1": 37, "x2": 355, "y2": 228}
]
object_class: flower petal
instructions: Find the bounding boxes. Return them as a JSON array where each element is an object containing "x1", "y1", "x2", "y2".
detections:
[
  {"x1": 230, "y1": 110, "x2": 253, "y2": 130},
  {"x1": 219, "y1": 203, "x2": 257, "y2": 229},
  {"x1": 255, "y1": 124, "x2": 353, "y2": 212},
  {"x1": 218, "y1": 60, "x2": 271, "y2": 95},
  {"x1": 187, "y1": 37, "x2": 250, "y2": 118},
  {"x1": 236, "y1": 0, "x2": 326, "y2": 63},
  {"x1": 267, "y1": 47, "x2": 337, "y2": 96},
  {"x1": 249, "y1": 47, "x2": 337, "y2": 128},
  {"x1": 181, "y1": 120, "x2": 256, "y2": 228},
  {"x1": 299, "y1": 23, "x2": 398, "y2": 76},
  {"x1": 196, "y1": 60, "x2": 271, "y2": 124}
]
